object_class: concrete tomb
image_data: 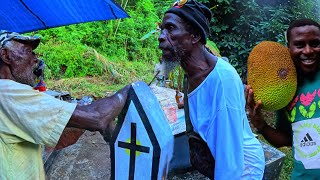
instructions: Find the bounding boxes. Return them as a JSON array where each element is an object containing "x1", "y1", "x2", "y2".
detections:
[{"x1": 110, "y1": 82, "x2": 174, "y2": 180}]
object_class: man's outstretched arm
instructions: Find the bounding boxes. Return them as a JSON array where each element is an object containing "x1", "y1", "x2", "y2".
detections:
[{"x1": 67, "y1": 84, "x2": 130, "y2": 134}]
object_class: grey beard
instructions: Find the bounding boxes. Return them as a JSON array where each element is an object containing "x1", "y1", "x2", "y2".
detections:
[
  {"x1": 161, "y1": 46, "x2": 187, "y2": 76},
  {"x1": 163, "y1": 58, "x2": 180, "y2": 77}
]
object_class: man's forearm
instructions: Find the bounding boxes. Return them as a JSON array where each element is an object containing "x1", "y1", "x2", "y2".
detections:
[
  {"x1": 259, "y1": 124, "x2": 292, "y2": 148},
  {"x1": 67, "y1": 107, "x2": 101, "y2": 131},
  {"x1": 67, "y1": 85, "x2": 130, "y2": 133}
]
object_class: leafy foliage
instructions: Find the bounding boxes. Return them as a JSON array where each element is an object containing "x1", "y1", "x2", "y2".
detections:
[
  {"x1": 30, "y1": 0, "x2": 163, "y2": 83},
  {"x1": 198, "y1": 0, "x2": 319, "y2": 81},
  {"x1": 36, "y1": 40, "x2": 105, "y2": 79},
  {"x1": 25, "y1": 0, "x2": 319, "y2": 177},
  {"x1": 27, "y1": 0, "x2": 320, "y2": 83}
]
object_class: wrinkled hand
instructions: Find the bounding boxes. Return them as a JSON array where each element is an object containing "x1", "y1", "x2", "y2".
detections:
[
  {"x1": 245, "y1": 85, "x2": 266, "y2": 130},
  {"x1": 98, "y1": 84, "x2": 130, "y2": 135}
]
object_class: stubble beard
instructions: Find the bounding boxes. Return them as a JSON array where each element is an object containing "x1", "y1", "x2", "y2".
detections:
[
  {"x1": 11, "y1": 65, "x2": 37, "y2": 87},
  {"x1": 13, "y1": 71, "x2": 36, "y2": 87},
  {"x1": 8, "y1": 46, "x2": 37, "y2": 87}
]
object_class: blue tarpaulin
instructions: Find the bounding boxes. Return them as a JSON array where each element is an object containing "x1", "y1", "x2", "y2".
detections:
[{"x1": 0, "y1": 0, "x2": 129, "y2": 33}]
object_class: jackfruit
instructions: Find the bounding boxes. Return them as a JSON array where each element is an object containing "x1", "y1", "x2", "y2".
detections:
[{"x1": 247, "y1": 41, "x2": 297, "y2": 111}]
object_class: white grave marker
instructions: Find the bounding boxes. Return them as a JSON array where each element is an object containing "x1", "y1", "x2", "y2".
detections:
[{"x1": 111, "y1": 81, "x2": 174, "y2": 180}]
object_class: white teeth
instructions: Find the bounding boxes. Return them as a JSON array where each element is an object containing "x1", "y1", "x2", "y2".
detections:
[{"x1": 302, "y1": 59, "x2": 316, "y2": 64}]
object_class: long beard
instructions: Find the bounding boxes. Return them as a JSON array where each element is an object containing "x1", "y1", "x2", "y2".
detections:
[
  {"x1": 163, "y1": 58, "x2": 180, "y2": 77},
  {"x1": 162, "y1": 47, "x2": 186, "y2": 76},
  {"x1": 162, "y1": 48, "x2": 182, "y2": 77}
]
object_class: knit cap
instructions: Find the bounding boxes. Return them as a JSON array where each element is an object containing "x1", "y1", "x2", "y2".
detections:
[{"x1": 165, "y1": 0, "x2": 212, "y2": 44}]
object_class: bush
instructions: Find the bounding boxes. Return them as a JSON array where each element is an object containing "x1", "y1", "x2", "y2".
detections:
[
  {"x1": 198, "y1": 0, "x2": 319, "y2": 81},
  {"x1": 35, "y1": 41, "x2": 105, "y2": 79}
]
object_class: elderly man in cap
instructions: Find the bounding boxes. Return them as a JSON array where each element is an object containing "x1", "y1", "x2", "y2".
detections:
[
  {"x1": 158, "y1": 0, "x2": 265, "y2": 179},
  {"x1": 0, "y1": 30, "x2": 130, "y2": 179}
]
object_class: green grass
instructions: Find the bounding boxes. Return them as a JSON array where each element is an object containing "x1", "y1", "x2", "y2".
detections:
[
  {"x1": 46, "y1": 60, "x2": 155, "y2": 99},
  {"x1": 278, "y1": 146, "x2": 294, "y2": 180}
]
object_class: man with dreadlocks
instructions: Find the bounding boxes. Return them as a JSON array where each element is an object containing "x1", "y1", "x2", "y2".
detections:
[{"x1": 158, "y1": 0, "x2": 265, "y2": 179}]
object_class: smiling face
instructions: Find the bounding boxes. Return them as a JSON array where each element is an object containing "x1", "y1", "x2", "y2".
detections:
[
  {"x1": 288, "y1": 25, "x2": 320, "y2": 76},
  {"x1": 4, "y1": 40, "x2": 39, "y2": 86}
]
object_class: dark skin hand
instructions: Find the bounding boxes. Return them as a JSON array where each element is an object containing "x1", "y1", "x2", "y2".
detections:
[
  {"x1": 245, "y1": 85, "x2": 292, "y2": 147},
  {"x1": 67, "y1": 84, "x2": 130, "y2": 135},
  {"x1": 245, "y1": 25, "x2": 320, "y2": 148},
  {"x1": 55, "y1": 84, "x2": 130, "y2": 149},
  {"x1": 55, "y1": 127, "x2": 85, "y2": 150}
]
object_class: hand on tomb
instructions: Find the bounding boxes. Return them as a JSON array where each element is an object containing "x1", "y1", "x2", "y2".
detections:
[
  {"x1": 101, "y1": 119, "x2": 116, "y2": 142},
  {"x1": 68, "y1": 84, "x2": 130, "y2": 135},
  {"x1": 97, "y1": 84, "x2": 130, "y2": 135}
]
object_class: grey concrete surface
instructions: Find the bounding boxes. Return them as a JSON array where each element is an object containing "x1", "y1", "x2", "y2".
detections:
[{"x1": 46, "y1": 131, "x2": 111, "y2": 180}]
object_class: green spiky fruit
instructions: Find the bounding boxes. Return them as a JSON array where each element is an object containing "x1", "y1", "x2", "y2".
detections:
[{"x1": 247, "y1": 41, "x2": 297, "y2": 111}]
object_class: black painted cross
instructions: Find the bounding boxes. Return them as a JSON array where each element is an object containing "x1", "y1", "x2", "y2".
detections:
[
  {"x1": 110, "y1": 81, "x2": 174, "y2": 180},
  {"x1": 118, "y1": 123, "x2": 150, "y2": 180}
]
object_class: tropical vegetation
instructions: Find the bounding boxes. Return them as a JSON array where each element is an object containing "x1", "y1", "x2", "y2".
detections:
[{"x1": 27, "y1": 0, "x2": 320, "y2": 179}]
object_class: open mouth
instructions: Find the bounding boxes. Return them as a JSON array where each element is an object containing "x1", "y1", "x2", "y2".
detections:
[
  {"x1": 159, "y1": 45, "x2": 169, "y2": 51},
  {"x1": 160, "y1": 47, "x2": 173, "y2": 56},
  {"x1": 301, "y1": 59, "x2": 317, "y2": 65}
]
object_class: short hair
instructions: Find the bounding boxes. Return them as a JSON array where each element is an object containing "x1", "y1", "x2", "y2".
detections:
[{"x1": 286, "y1": 18, "x2": 320, "y2": 43}]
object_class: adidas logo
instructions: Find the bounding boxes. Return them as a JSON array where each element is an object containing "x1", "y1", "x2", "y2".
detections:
[{"x1": 300, "y1": 133, "x2": 316, "y2": 147}]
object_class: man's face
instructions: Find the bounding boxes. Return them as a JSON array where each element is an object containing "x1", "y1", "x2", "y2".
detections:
[
  {"x1": 288, "y1": 25, "x2": 320, "y2": 76},
  {"x1": 158, "y1": 13, "x2": 192, "y2": 63},
  {"x1": 158, "y1": 13, "x2": 194, "y2": 75},
  {"x1": 6, "y1": 41, "x2": 38, "y2": 86}
]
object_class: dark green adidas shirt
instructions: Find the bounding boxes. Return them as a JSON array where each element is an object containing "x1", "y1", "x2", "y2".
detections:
[{"x1": 277, "y1": 70, "x2": 320, "y2": 179}]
